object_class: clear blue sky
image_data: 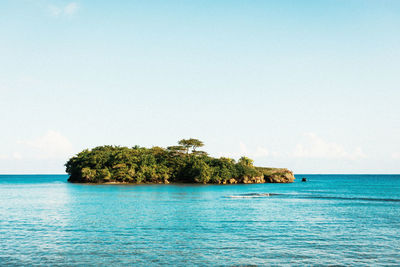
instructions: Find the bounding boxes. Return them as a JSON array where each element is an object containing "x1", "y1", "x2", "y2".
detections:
[{"x1": 1, "y1": 0, "x2": 399, "y2": 174}]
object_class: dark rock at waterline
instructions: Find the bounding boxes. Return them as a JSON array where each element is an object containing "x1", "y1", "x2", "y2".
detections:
[{"x1": 302, "y1": 177, "x2": 307, "y2": 182}]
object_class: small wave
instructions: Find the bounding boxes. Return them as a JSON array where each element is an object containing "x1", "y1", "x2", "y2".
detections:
[{"x1": 225, "y1": 193, "x2": 280, "y2": 198}]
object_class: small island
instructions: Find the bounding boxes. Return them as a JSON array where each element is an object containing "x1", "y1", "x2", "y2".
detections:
[{"x1": 65, "y1": 139, "x2": 295, "y2": 184}]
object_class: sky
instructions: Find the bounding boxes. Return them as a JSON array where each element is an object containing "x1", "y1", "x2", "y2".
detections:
[{"x1": 0, "y1": 0, "x2": 399, "y2": 174}]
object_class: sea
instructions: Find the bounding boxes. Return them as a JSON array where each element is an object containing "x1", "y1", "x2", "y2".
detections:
[{"x1": 0, "y1": 174, "x2": 399, "y2": 266}]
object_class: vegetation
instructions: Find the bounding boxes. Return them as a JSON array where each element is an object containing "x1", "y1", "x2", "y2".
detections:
[{"x1": 66, "y1": 139, "x2": 294, "y2": 184}]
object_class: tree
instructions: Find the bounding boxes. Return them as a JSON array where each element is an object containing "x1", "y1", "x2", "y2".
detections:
[
  {"x1": 167, "y1": 145, "x2": 186, "y2": 156},
  {"x1": 178, "y1": 138, "x2": 204, "y2": 154},
  {"x1": 81, "y1": 167, "x2": 96, "y2": 182},
  {"x1": 191, "y1": 159, "x2": 212, "y2": 184},
  {"x1": 238, "y1": 156, "x2": 254, "y2": 167},
  {"x1": 96, "y1": 168, "x2": 111, "y2": 182}
]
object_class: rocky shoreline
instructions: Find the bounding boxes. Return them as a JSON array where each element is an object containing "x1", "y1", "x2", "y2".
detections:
[
  {"x1": 71, "y1": 168, "x2": 295, "y2": 185},
  {"x1": 219, "y1": 168, "x2": 295, "y2": 184}
]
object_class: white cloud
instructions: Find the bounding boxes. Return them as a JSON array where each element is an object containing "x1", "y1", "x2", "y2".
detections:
[
  {"x1": 18, "y1": 130, "x2": 74, "y2": 159},
  {"x1": 64, "y1": 2, "x2": 78, "y2": 15},
  {"x1": 12, "y1": 152, "x2": 23, "y2": 160},
  {"x1": 291, "y1": 133, "x2": 366, "y2": 160},
  {"x1": 392, "y1": 152, "x2": 400, "y2": 159},
  {"x1": 0, "y1": 153, "x2": 22, "y2": 160},
  {"x1": 239, "y1": 142, "x2": 248, "y2": 155},
  {"x1": 49, "y1": 2, "x2": 79, "y2": 17},
  {"x1": 238, "y1": 142, "x2": 270, "y2": 158},
  {"x1": 213, "y1": 142, "x2": 271, "y2": 159},
  {"x1": 254, "y1": 146, "x2": 270, "y2": 157}
]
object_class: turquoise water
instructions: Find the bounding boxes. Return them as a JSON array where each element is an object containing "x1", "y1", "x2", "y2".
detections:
[{"x1": 0, "y1": 175, "x2": 399, "y2": 266}]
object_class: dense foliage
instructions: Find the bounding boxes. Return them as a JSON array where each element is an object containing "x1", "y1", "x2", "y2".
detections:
[{"x1": 65, "y1": 139, "x2": 266, "y2": 184}]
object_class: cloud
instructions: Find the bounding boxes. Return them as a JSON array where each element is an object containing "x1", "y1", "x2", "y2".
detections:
[
  {"x1": 291, "y1": 133, "x2": 366, "y2": 160},
  {"x1": 213, "y1": 142, "x2": 271, "y2": 160},
  {"x1": 64, "y1": 2, "x2": 78, "y2": 15},
  {"x1": 0, "y1": 152, "x2": 22, "y2": 160},
  {"x1": 392, "y1": 152, "x2": 400, "y2": 159},
  {"x1": 12, "y1": 152, "x2": 23, "y2": 160},
  {"x1": 18, "y1": 130, "x2": 74, "y2": 159},
  {"x1": 49, "y1": 2, "x2": 79, "y2": 17},
  {"x1": 239, "y1": 142, "x2": 270, "y2": 158}
]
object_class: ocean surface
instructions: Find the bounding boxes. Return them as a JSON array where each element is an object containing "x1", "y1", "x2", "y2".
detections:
[{"x1": 0, "y1": 174, "x2": 399, "y2": 266}]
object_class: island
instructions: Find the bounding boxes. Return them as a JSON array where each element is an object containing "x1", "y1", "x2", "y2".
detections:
[{"x1": 65, "y1": 139, "x2": 295, "y2": 184}]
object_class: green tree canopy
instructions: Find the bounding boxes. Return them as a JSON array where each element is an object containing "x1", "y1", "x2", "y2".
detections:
[
  {"x1": 178, "y1": 138, "x2": 204, "y2": 154},
  {"x1": 238, "y1": 156, "x2": 254, "y2": 167}
]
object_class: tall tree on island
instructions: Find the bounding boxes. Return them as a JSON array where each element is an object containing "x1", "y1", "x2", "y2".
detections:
[{"x1": 178, "y1": 138, "x2": 204, "y2": 155}]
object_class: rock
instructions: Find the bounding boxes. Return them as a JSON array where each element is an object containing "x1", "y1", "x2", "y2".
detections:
[
  {"x1": 257, "y1": 167, "x2": 295, "y2": 183},
  {"x1": 242, "y1": 176, "x2": 266, "y2": 184},
  {"x1": 229, "y1": 178, "x2": 238, "y2": 184},
  {"x1": 301, "y1": 177, "x2": 307, "y2": 182}
]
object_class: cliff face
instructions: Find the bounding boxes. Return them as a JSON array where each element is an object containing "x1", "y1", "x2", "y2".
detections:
[
  {"x1": 256, "y1": 167, "x2": 295, "y2": 183},
  {"x1": 219, "y1": 168, "x2": 295, "y2": 184}
]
